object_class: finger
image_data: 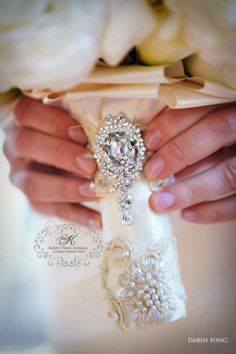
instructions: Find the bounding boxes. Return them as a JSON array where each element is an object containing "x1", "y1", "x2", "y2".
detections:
[
  {"x1": 4, "y1": 139, "x2": 79, "y2": 177},
  {"x1": 150, "y1": 156, "x2": 236, "y2": 212},
  {"x1": 11, "y1": 169, "x2": 98, "y2": 203},
  {"x1": 175, "y1": 146, "x2": 236, "y2": 181},
  {"x1": 181, "y1": 195, "x2": 236, "y2": 223},
  {"x1": 30, "y1": 202, "x2": 102, "y2": 231},
  {"x1": 15, "y1": 96, "x2": 87, "y2": 145},
  {"x1": 144, "y1": 105, "x2": 220, "y2": 150},
  {"x1": 5, "y1": 127, "x2": 97, "y2": 177},
  {"x1": 144, "y1": 105, "x2": 236, "y2": 180},
  {"x1": 4, "y1": 140, "x2": 87, "y2": 179}
]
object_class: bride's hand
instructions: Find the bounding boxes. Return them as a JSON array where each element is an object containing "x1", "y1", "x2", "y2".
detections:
[
  {"x1": 144, "y1": 104, "x2": 236, "y2": 223},
  {"x1": 3, "y1": 96, "x2": 101, "y2": 230}
]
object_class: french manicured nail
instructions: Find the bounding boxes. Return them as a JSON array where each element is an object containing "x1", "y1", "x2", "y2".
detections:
[
  {"x1": 79, "y1": 182, "x2": 97, "y2": 198},
  {"x1": 144, "y1": 158, "x2": 165, "y2": 179},
  {"x1": 153, "y1": 192, "x2": 175, "y2": 209},
  {"x1": 75, "y1": 152, "x2": 96, "y2": 174},
  {"x1": 68, "y1": 125, "x2": 87, "y2": 144},
  {"x1": 182, "y1": 210, "x2": 197, "y2": 221},
  {"x1": 87, "y1": 218, "x2": 102, "y2": 231},
  {"x1": 144, "y1": 129, "x2": 161, "y2": 149}
]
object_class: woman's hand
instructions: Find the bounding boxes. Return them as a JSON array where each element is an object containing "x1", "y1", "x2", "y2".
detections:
[
  {"x1": 3, "y1": 96, "x2": 101, "y2": 230},
  {"x1": 144, "y1": 104, "x2": 236, "y2": 223}
]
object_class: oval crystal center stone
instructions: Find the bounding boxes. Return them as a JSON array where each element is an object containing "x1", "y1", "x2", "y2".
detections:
[{"x1": 107, "y1": 132, "x2": 135, "y2": 162}]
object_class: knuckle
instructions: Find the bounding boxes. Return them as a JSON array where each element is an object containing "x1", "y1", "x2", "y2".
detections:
[
  {"x1": 214, "y1": 108, "x2": 236, "y2": 137},
  {"x1": 183, "y1": 183, "x2": 196, "y2": 204},
  {"x1": 53, "y1": 121, "x2": 64, "y2": 137},
  {"x1": 50, "y1": 111, "x2": 67, "y2": 136},
  {"x1": 171, "y1": 182, "x2": 196, "y2": 207},
  {"x1": 154, "y1": 113, "x2": 171, "y2": 139},
  {"x1": 167, "y1": 140, "x2": 185, "y2": 161},
  {"x1": 212, "y1": 205, "x2": 223, "y2": 222},
  {"x1": 222, "y1": 158, "x2": 236, "y2": 191},
  {"x1": 53, "y1": 140, "x2": 69, "y2": 164}
]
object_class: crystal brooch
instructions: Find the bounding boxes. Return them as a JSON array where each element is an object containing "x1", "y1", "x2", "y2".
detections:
[{"x1": 94, "y1": 113, "x2": 146, "y2": 225}]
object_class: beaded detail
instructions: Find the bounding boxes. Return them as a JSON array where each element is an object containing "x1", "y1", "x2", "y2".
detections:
[{"x1": 101, "y1": 236, "x2": 183, "y2": 330}]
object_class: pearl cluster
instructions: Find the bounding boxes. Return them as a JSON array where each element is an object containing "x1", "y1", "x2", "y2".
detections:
[{"x1": 119, "y1": 261, "x2": 176, "y2": 324}]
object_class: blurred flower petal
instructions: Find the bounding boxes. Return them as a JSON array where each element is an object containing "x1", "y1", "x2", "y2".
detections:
[
  {"x1": 101, "y1": 0, "x2": 156, "y2": 65},
  {"x1": 0, "y1": 0, "x2": 48, "y2": 28},
  {"x1": 138, "y1": 3, "x2": 193, "y2": 65},
  {"x1": 0, "y1": 0, "x2": 107, "y2": 91},
  {"x1": 166, "y1": 0, "x2": 236, "y2": 87}
]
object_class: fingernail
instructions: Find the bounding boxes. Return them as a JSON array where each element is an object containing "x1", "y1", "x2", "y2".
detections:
[
  {"x1": 87, "y1": 218, "x2": 102, "y2": 231},
  {"x1": 68, "y1": 126, "x2": 87, "y2": 144},
  {"x1": 144, "y1": 158, "x2": 165, "y2": 179},
  {"x1": 153, "y1": 192, "x2": 175, "y2": 209},
  {"x1": 75, "y1": 152, "x2": 96, "y2": 174},
  {"x1": 144, "y1": 130, "x2": 161, "y2": 149},
  {"x1": 182, "y1": 210, "x2": 197, "y2": 221},
  {"x1": 79, "y1": 181, "x2": 97, "y2": 198}
]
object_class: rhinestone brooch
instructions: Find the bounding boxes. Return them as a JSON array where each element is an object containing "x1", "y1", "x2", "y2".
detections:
[{"x1": 94, "y1": 113, "x2": 146, "y2": 225}]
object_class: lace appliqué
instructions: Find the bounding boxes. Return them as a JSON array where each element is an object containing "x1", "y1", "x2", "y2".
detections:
[{"x1": 101, "y1": 237, "x2": 180, "y2": 331}]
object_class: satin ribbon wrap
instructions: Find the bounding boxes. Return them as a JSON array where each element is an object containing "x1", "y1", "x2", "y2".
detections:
[{"x1": 25, "y1": 63, "x2": 236, "y2": 330}]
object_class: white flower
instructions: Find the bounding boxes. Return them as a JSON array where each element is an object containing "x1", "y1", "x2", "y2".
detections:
[
  {"x1": 166, "y1": 0, "x2": 236, "y2": 88},
  {"x1": 139, "y1": 0, "x2": 236, "y2": 88},
  {"x1": 101, "y1": 0, "x2": 156, "y2": 65},
  {"x1": 0, "y1": 0, "x2": 107, "y2": 91},
  {"x1": 1, "y1": 0, "x2": 235, "y2": 91},
  {"x1": 0, "y1": 0, "x2": 48, "y2": 26},
  {"x1": 0, "y1": 0, "x2": 156, "y2": 92},
  {"x1": 137, "y1": 2, "x2": 194, "y2": 65}
]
